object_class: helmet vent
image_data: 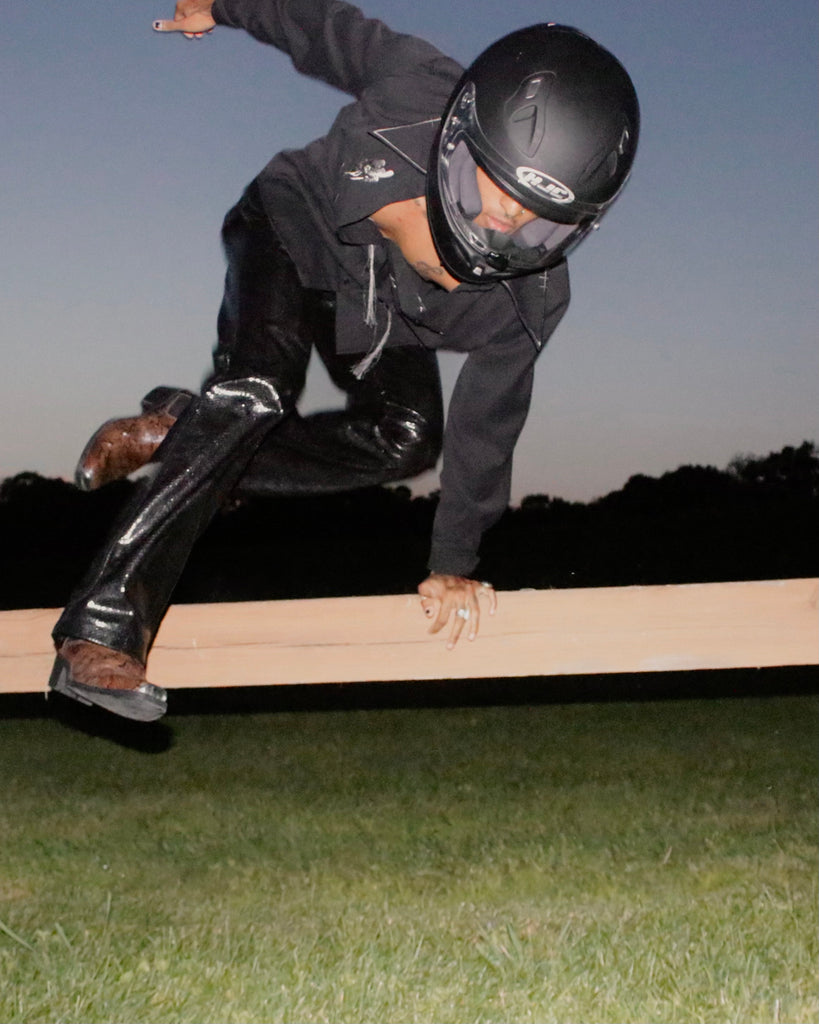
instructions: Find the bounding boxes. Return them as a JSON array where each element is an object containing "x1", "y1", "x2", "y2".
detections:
[
  {"x1": 505, "y1": 72, "x2": 554, "y2": 157},
  {"x1": 578, "y1": 147, "x2": 617, "y2": 189},
  {"x1": 578, "y1": 119, "x2": 634, "y2": 190}
]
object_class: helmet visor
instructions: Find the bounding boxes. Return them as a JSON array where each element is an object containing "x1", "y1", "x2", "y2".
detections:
[
  {"x1": 431, "y1": 80, "x2": 599, "y2": 279},
  {"x1": 439, "y1": 136, "x2": 593, "y2": 278}
]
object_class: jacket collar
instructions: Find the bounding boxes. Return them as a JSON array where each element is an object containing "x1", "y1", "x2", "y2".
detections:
[{"x1": 370, "y1": 119, "x2": 440, "y2": 175}]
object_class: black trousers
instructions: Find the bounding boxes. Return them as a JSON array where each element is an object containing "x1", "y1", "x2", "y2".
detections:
[{"x1": 54, "y1": 182, "x2": 444, "y2": 663}]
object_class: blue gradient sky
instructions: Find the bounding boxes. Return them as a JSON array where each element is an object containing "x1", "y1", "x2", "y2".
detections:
[{"x1": 2, "y1": 0, "x2": 817, "y2": 502}]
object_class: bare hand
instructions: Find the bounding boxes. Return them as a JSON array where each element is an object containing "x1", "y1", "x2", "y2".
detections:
[
  {"x1": 417, "y1": 574, "x2": 497, "y2": 649},
  {"x1": 153, "y1": 0, "x2": 215, "y2": 38}
]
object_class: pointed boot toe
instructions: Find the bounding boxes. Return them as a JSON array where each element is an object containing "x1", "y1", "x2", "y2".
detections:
[{"x1": 74, "y1": 387, "x2": 193, "y2": 491}]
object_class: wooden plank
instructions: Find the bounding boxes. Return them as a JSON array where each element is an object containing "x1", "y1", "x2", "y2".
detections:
[{"x1": 0, "y1": 579, "x2": 816, "y2": 695}]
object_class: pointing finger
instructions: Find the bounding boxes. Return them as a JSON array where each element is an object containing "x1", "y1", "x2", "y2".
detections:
[{"x1": 152, "y1": 17, "x2": 213, "y2": 35}]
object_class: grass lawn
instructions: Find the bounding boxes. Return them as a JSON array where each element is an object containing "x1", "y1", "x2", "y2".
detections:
[{"x1": 0, "y1": 678, "x2": 816, "y2": 1023}]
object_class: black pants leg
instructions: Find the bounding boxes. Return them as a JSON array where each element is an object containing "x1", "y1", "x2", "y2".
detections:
[
  {"x1": 53, "y1": 182, "x2": 443, "y2": 663},
  {"x1": 235, "y1": 338, "x2": 444, "y2": 498}
]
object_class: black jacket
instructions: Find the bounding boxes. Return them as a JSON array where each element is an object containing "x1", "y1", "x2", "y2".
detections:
[{"x1": 213, "y1": 0, "x2": 571, "y2": 575}]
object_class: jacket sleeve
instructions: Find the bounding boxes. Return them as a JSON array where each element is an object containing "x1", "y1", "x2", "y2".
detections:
[
  {"x1": 212, "y1": 0, "x2": 456, "y2": 99},
  {"x1": 428, "y1": 332, "x2": 536, "y2": 577},
  {"x1": 428, "y1": 289, "x2": 570, "y2": 578}
]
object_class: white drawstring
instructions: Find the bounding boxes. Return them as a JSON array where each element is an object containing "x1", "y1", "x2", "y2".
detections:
[
  {"x1": 364, "y1": 244, "x2": 377, "y2": 327},
  {"x1": 352, "y1": 308, "x2": 392, "y2": 379},
  {"x1": 352, "y1": 244, "x2": 392, "y2": 379}
]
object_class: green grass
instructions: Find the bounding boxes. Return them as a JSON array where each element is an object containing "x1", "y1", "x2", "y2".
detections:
[{"x1": 0, "y1": 690, "x2": 816, "y2": 1023}]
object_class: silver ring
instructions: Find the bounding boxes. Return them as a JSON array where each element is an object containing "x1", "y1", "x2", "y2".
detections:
[
  {"x1": 480, "y1": 581, "x2": 493, "y2": 589},
  {"x1": 457, "y1": 607, "x2": 471, "y2": 620}
]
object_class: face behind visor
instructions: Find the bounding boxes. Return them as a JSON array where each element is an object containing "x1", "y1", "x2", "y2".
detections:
[{"x1": 439, "y1": 135, "x2": 593, "y2": 278}]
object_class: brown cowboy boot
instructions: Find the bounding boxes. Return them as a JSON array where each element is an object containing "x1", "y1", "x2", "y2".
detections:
[
  {"x1": 75, "y1": 386, "x2": 193, "y2": 491},
  {"x1": 49, "y1": 638, "x2": 167, "y2": 722}
]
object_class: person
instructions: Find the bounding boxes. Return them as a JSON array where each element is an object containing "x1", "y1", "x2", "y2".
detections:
[{"x1": 48, "y1": 0, "x2": 640, "y2": 722}]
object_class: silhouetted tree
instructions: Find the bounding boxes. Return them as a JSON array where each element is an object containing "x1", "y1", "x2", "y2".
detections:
[
  {"x1": 1, "y1": 441, "x2": 816, "y2": 609},
  {"x1": 729, "y1": 441, "x2": 819, "y2": 498}
]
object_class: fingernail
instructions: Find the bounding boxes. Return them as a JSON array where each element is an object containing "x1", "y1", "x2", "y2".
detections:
[{"x1": 152, "y1": 20, "x2": 162, "y2": 30}]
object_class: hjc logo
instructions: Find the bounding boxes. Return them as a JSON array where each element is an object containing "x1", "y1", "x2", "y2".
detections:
[{"x1": 516, "y1": 167, "x2": 575, "y2": 204}]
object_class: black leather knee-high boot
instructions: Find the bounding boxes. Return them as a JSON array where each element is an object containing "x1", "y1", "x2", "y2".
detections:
[{"x1": 53, "y1": 375, "x2": 285, "y2": 664}]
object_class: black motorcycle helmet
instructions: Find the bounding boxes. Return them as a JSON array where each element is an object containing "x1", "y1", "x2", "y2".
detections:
[{"x1": 427, "y1": 24, "x2": 640, "y2": 282}]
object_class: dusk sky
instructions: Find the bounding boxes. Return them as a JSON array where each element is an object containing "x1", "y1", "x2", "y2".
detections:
[{"x1": 3, "y1": 0, "x2": 817, "y2": 503}]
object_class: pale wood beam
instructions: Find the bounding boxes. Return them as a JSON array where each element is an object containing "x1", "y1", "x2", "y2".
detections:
[{"x1": 1, "y1": 579, "x2": 816, "y2": 695}]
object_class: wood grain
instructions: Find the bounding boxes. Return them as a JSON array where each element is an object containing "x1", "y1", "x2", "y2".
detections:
[{"x1": 1, "y1": 579, "x2": 816, "y2": 694}]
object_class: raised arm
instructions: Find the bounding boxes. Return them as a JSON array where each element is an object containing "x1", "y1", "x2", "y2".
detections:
[{"x1": 154, "y1": 0, "x2": 456, "y2": 99}]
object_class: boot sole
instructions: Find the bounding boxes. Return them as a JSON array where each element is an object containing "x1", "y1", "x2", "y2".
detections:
[{"x1": 48, "y1": 654, "x2": 168, "y2": 722}]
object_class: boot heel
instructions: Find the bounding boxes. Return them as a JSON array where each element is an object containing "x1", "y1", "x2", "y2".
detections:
[
  {"x1": 140, "y1": 386, "x2": 194, "y2": 419},
  {"x1": 48, "y1": 655, "x2": 93, "y2": 707}
]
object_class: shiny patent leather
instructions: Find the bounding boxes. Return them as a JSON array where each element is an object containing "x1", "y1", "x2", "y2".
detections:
[{"x1": 54, "y1": 181, "x2": 442, "y2": 664}]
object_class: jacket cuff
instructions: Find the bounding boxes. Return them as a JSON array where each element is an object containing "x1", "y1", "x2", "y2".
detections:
[
  {"x1": 427, "y1": 542, "x2": 479, "y2": 579},
  {"x1": 211, "y1": 0, "x2": 242, "y2": 27}
]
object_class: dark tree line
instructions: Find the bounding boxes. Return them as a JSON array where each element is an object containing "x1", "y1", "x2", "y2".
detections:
[{"x1": 0, "y1": 441, "x2": 816, "y2": 611}]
